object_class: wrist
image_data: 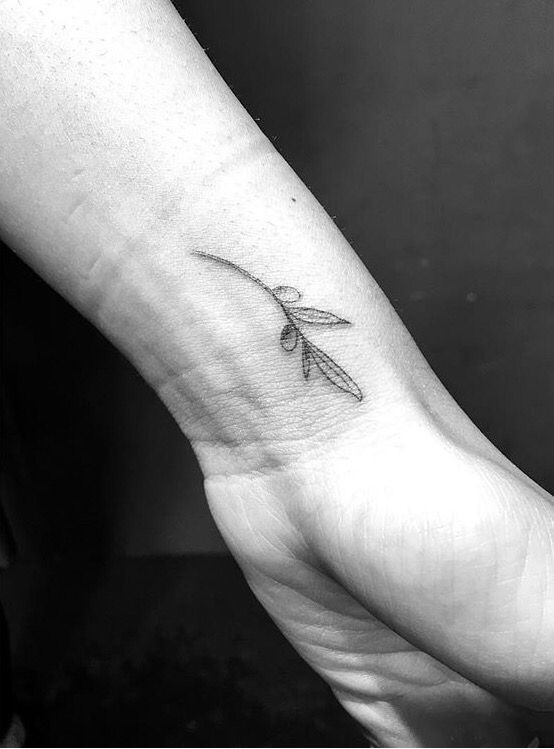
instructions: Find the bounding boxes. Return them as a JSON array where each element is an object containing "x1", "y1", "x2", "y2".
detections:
[{"x1": 97, "y1": 207, "x2": 422, "y2": 478}]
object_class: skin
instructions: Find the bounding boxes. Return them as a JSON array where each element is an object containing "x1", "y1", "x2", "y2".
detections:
[{"x1": 0, "y1": 1, "x2": 552, "y2": 745}]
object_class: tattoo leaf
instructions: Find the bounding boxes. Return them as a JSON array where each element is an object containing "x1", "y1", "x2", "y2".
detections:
[
  {"x1": 308, "y1": 342, "x2": 363, "y2": 401},
  {"x1": 301, "y1": 340, "x2": 312, "y2": 379},
  {"x1": 280, "y1": 323, "x2": 299, "y2": 351},
  {"x1": 290, "y1": 307, "x2": 350, "y2": 326},
  {"x1": 273, "y1": 285, "x2": 301, "y2": 303}
]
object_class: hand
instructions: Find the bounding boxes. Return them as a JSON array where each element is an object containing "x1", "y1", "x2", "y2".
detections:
[{"x1": 202, "y1": 414, "x2": 554, "y2": 747}]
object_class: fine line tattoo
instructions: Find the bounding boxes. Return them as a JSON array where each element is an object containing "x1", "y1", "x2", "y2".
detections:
[{"x1": 193, "y1": 251, "x2": 363, "y2": 401}]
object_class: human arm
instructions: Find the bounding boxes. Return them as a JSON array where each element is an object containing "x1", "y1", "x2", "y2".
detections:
[{"x1": 1, "y1": 0, "x2": 553, "y2": 745}]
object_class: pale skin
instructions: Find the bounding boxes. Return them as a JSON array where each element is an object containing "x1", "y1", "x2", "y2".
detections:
[{"x1": 0, "y1": 1, "x2": 552, "y2": 745}]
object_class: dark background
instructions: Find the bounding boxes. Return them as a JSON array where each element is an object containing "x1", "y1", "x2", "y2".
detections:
[{"x1": 1, "y1": 1, "x2": 553, "y2": 745}]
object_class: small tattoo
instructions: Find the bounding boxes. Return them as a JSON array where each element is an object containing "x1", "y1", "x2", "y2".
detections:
[{"x1": 194, "y1": 252, "x2": 363, "y2": 401}]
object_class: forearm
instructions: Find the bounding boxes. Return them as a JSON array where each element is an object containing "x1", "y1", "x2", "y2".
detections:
[
  {"x1": 0, "y1": 0, "x2": 550, "y2": 521},
  {"x1": 0, "y1": 0, "x2": 470, "y2": 475}
]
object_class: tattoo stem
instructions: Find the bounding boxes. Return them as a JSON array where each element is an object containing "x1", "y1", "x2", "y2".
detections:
[{"x1": 193, "y1": 250, "x2": 291, "y2": 317}]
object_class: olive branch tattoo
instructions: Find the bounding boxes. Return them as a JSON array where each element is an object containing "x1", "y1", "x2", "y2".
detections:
[{"x1": 193, "y1": 251, "x2": 363, "y2": 401}]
